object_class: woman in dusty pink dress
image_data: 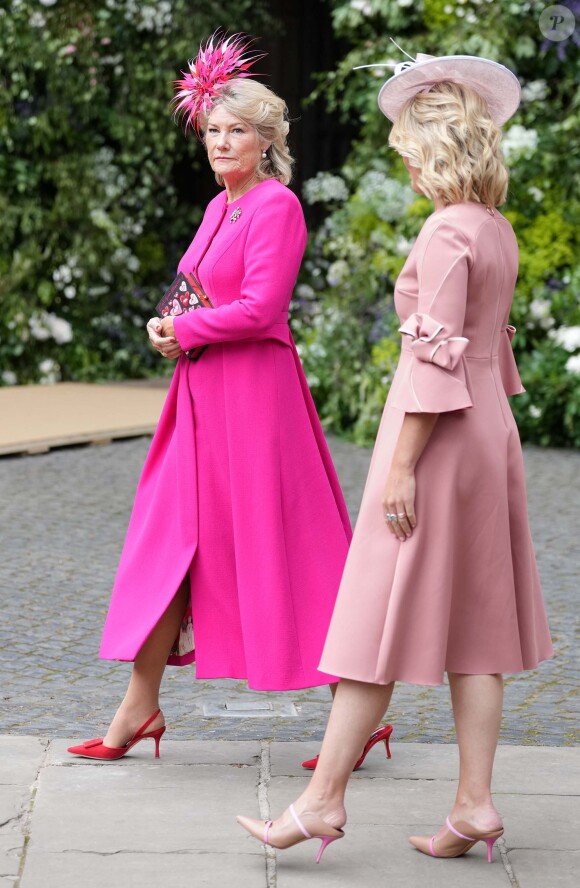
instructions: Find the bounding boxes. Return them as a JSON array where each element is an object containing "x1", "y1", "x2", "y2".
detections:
[
  {"x1": 67, "y1": 35, "x2": 355, "y2": 761},
  {"x1": 238, "y1": 54, "x2": 553, "y2": 863}
]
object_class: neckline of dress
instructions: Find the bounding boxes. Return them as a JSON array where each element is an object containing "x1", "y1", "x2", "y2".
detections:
[
  {"x1": 224, "y1": 179, "x2": 273, "y2": 207},
  {"x1": 432, "y1": 201, "x2": 497, "y2": 215}
]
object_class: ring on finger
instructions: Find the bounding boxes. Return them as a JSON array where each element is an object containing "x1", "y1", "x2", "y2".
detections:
[
  {"x1": 397, "y1": 513, "x2": 407, "y2": 520},
  {"x1": 385, "y1": 513, "x2": 398, "y2": 523}
]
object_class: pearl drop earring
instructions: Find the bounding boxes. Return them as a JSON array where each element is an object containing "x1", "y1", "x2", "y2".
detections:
[{"x1": 262, "y1": 150, "x2": 267, "y2": 159}]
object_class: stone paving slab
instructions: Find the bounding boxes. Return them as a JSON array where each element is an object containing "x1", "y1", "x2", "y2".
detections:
[
  {"x1": 0, "y1": 737, "x2": 47, "y2": 883},
  {"x1": 506, "y1": 851, "x2": 580, "y2": 888},
  {"x1": 4, "y1": 737, "x2": 579, "y2": 888},
  {"x1": 19, "y1": 851, "x2": 265, "y2": 888},
  {"x1": 28, "y1": 764, "x2": 257, "y2": 854},
  {"x1": 272, "y1": 826, "x2": 512, "y2": 888},
  {"x1": 270, "y1": 740, "x2": 580, "y2": 795}
]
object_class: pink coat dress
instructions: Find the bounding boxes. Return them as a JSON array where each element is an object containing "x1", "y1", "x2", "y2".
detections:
[
  {"x1": 319, "y1": 203, "x2": 553, "y2": 685},
  {"x1": 99, "y1": 179, "x2": 352, "y2": 690}
]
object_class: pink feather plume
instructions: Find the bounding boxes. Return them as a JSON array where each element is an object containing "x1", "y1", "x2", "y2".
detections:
[{"x1": 173, "y1": 30, "x2": 266, "y2": 136}]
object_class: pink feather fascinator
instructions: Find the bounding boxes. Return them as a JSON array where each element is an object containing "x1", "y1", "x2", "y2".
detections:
[{"x1": 173, "y1": 30, "x2": 266, "y2": 136}]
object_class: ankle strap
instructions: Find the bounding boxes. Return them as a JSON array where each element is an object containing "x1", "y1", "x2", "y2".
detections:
[
  {"x1": 289, "y1": 804, "x2": 312, "y2": 839},
  {"x1": 134, "y1": 709, "x2": 161, "y2": 739},
  {"x1": 446, "y1": 817, "x2": 475, "y2": 842}
]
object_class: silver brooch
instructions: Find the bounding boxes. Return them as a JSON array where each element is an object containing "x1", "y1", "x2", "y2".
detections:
[{"x1": 229, "y1": 206, "x2": 242, "y2": 224}]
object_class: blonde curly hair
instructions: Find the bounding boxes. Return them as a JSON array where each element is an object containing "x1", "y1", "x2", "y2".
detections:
[
  {"x1": 200, "y1": 78, "x2": 294, "y2": 186},
  {"x1": 388, "y1": 81, "x2": 509, "y2": 207}
]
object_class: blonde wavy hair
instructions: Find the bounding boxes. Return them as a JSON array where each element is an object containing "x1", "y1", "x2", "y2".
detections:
[
  {"x1": 200, "y1": 78, "x2": 294, "y2": 186},
  {"x1": 388, "y1": 81, "x2": 508, "y2": 207}
]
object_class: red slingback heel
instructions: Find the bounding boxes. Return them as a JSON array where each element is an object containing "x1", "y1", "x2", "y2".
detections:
[
  {"x1": 301, "y1": 724, "x2": 393, "y2": 771},
  {"x1": 67, "y1": 709, "x2": 166, "y2": 760}
]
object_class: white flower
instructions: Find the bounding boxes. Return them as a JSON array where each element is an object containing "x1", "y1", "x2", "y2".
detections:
[
  {"x1": 29, "y1": 12, "x2": 46, "y2": 27},
  {"x1": 529, "y1": 298, "x2": 551, "y2": 321},
  {"x1": 527, "y1": 186, "x2": 544, "y2": 202},
  {"x1": 528, "y1": 405, "x2": 542, "y2": 418},
  {"x1": 521, "y1": 80, "x2": 548, "y2": 103},
  {"x1": 535, "y1": 307, "x2": 554, "y2": 330},
  {"x1": 64, "y1": 285, "x2": 76, "y2": 299},
  {"x1": 565, "y1": 354, "x2": 580, "y2": 375},
  {"x1": 357, "y1": 171, "x2": 415, "y2": 223},
  {"x1": 350, "y1": 0, "x2": 372, "y2": 14},
  {"x1": 327, "y1": 260, "x2": 350, "y2": 287},
  {"x1": 397, "y1": 0, "x2": 414, "y2": 6},
  {"x1": 1, "y1": 370, "x2": 17, "y2": 385},
  {"x1": 303, "y1": 173, "x2": 349, "y2": 204},
  {"x1": 38, "y1": 358, "x2": 60, "y2": 384},
  {"x1": 29, "y1": 312, "x2": 73, "y2": 344},
  {"x1": 395, "y1": 235, "x2": 415, "y2": 256},
  {"x1": 296, "y1": 283, "x2": 315, "y2": 299},
  {"x1": 552, "y1": 326, "x2": 580, "y2": 353},
  {"x1": 39, "y1": 0, "x2": 58, "y2": 6},
  {"x1": 501, "y1": 125, "x2": 538, "y2": 162},
  {"x1": 29, "y1": 314, "x2": 51, "y2": 341}
]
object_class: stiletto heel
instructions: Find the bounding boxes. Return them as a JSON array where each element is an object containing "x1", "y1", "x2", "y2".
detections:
[
  {"x1": 485, "y1": 836, "x2": 498, "y2": 863},
  {"x1": 67, "y1": 710, "x2": 166, "y2": 760},
  {"x1": 301, "y1": 724, "x2": 393, "y2": 771},
  {"x1": 409, "y1": 816, "x2": 503, "y2": 863},
  {"x1": 316, "y1": 835, "x2": 340, "y2": 864},
  {"x1": 237, "y1": 803, "x2": 345, "y2": 863},
  {"x1": 152, "y1": 726, "x2": 166, "y2": 758},
  {"x1": 384, "y1": 731, "x2": 392, "y2": 760}
]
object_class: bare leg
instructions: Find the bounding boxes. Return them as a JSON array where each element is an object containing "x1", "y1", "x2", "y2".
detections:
[
  {"x1": 447, "y1": 672, "x2": 504, "y2": 830},
  {"x1": 103, "y1": 578, "x2": 190, "y2": 747},
  {"x1": 268, "y1": 678, "x2": 394, "y2": 832}
]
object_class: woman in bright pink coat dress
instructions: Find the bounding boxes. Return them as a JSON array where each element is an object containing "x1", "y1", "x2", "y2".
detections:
[
  {"x1": 68, "y1": 58, "x2": 352, "y2": 759},
  {"x1": 239, "y1": 56, "x2": 553, "y2": 864}
]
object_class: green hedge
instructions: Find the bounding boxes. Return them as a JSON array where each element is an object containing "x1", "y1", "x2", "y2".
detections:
[
  {"x1": 291, "y1": 0, "x2": 580, "y2": 447},
  {"x1": 0, "y1": 0, "x2": 271, "y2": 383}
]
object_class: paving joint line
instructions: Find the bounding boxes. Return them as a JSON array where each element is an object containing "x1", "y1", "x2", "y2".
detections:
[
  {"x1": 258, "y1": 739, "x2": 276, "y2": 888},
  {"x1": 14, "y1": 738, "x2": 50, "y2": 888},
  {"x1": 498, "y1": 838, "x2": 521, "y2": 887}
]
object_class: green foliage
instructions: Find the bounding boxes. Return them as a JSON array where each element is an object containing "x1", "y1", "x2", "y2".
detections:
[
  {"x1": 293, "y1": 0, "x2": 580, "y2": 448},
  {"x1": 0, "y1": 0, "x2": 272, "y2": 383}
]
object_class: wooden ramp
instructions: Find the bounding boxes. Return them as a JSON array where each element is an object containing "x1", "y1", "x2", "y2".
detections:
[{"x1": 0, "y1": 380, "x2": 170, "y2": 456}]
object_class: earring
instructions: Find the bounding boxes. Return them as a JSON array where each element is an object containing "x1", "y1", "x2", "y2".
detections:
[{"x1": 262, "y1": 150, "x2": 267, "y2": 159}]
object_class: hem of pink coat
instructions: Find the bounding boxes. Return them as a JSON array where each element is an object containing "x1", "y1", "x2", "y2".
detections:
[
  {"x1": 194, "y1": 667, "x2": 340, "y2": 692},
  {"x1": 319, "y1": 650, "x2": 554, "y2": 687}
]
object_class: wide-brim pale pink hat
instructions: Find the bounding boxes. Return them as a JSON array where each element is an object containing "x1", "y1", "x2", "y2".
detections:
[{"x1": 376, "y1": 53, "x2": 521, "y2": 126}]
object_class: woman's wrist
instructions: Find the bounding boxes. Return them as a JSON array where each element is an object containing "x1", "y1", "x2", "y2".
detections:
[{"x1": 390, "y1": 456, "x2": 417, "y2": 473}]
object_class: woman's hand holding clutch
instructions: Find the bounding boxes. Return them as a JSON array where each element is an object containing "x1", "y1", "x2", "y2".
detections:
[{"x1": 146, "y1": 317, "x2": 182, "y2": 360}]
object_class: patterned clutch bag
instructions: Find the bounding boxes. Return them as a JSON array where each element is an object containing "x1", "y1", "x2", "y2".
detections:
[{"x1": 155, "y1": 271, "x2": 213, "y2": 362}]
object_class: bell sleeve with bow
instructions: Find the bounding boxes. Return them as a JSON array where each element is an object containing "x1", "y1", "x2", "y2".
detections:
[{"x1": 391, "y1": 220, "x2": 474, "y2": 414}]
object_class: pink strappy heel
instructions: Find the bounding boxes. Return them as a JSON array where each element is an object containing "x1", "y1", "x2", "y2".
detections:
[
  {"x1": 237, "y1": 803, "x2": 345, "y2": 863},
  {"x1": 409, "y1": 816, "x2": 504, "y2": 863}
]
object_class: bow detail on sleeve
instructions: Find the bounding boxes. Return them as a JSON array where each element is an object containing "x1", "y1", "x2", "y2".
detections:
[
  {"x1": 499, "y1": 324, "x2": 525, "y2": 396},
  {"x1": 399, "y1": 312, "x2": 469, "y2": 371}
]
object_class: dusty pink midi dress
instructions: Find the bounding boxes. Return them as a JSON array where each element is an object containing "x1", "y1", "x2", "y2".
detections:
[
  {"x1": 319, "y1": 202, "x2": 553, "y2": 685},
  {"x1": 99, "y1": 179, "x2": 352, "y2": 690}
]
